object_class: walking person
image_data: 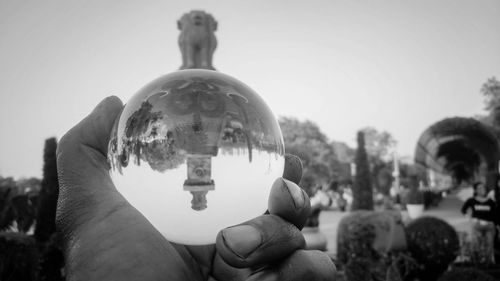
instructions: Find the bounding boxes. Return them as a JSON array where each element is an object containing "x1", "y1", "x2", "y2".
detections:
[
  {"x1": 488, "y1": 177, "x2": 500, "y2": 263},
  {"x1": 461, "y1": 181, "x2": 497, "y2": 264}
]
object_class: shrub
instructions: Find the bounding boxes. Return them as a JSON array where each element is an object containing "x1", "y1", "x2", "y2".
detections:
[
  {"x1": 0, "y1": 232, "x2": 38, "y2": 281},
  {"x1": 38, "y1": 233, "x2": 65, "y2": 281},
  {"x1": 406, "y1": 174, "x2": 423, "y2": 205},
  {"x1": 423, "y1": 190, "x2": 443, "y2": 209},
  {"x1": 406, "y1": 187, "x2": 423, "y2": 204},
  {"x1": 337, "y1": 211, "x2": 406, "y2": 281},
  {"x1": 438, "y1": 268, "x2": 496, "y2": 281},
  {"x1": 337, "y1": 211, "x2": 378, "y2": 281},
  {"x1": 405, "y1": 216, "x2": 460, "y2": 281}
]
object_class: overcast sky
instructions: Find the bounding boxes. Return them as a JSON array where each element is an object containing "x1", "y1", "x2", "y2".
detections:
[{"x1": 1, "y1": 0, "x2": 499, "y2": 179}]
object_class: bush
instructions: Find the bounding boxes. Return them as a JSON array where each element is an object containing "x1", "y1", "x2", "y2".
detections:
[
  {"x1": 0, "y1": 232, "x2": 38, "y2": 281},
  {"x1": 337, "y1": 211, "x2": 406, "y2": 281},
  {"x1": 406, "y1": 174, "x2": 423, "y2": 205},
  {"x1": 438, "y1": 268, "x2": 496, "y2": 281},
  {"x1": 38, "y1": 233, "x2": 65, "y2": 281},
  {"x1": 406, "y1": 187, "x2": 423, "y2": 204},
  {"x1": 337, "y1": 212, "x2": 378, "y2": 281},
  {"x1": 423, "y1": 190, "x2": 443, "y2": 209},
  {"x1": 405, "y1": 216, "x2": 460, "y2": 281}
]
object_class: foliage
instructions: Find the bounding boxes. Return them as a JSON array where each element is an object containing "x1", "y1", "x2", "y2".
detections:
[
  {"x1": 422, "y1": 190, "x2": 443, "y2": 209},
  {"x1": 361, "y1": 127, "x2": 396, "y2": 161},
  {"x1": 429, "y1": 117, "x2": 497, "y2": 141},
  {"x1": 405, "y1": 216, "x2": 460, "y2": 281},
  {"x1": 361, "y1": 127, "x2": 397, "y2": 196},
  {"x1": 0, "y1": 231, "x2": 65, "y2": 281},
  {"x1": 406, "y1": 175, "x2": 423, "y2": 204},
  {"x1": 0, "y1": 179, "x2": 15, "y2": 231},
  {"x1": 352, "y1": 131, "x2": 374, "y2": 210},
  {"x1": 385, "y1": 253, "x2": 421, "y2": 281},
  {"x1": 279, "y1": 117, "x2": 341, "y2": 194},
  {"x1": 0, "y1": 138, "x2": 64, "y2": 281},
  {"x1": 330, "y1": 141, "x2": 356, "y2": 184},
  {"x1": 0, "y1": 177, "x2": 40, "y2": 233},
  {"x1": 11, "y1": 194, "x2": 38, "y2": 233},
  {"x1": 35, "y1": 138, "x2": 59, "y2": 243},
  {"x1": 438, "y1": 268, "x2": 496, "y2": 281},
  {"x1": 398, "y1": 162, "x2": 427, "y2": 189},
  {"x1": 330, "y1": 141, "x2": 355, "y2": 163},
  {"x1": 16, "y1": 178, "x2": 41, "y2": 193},
  {"x1": 38, "y1": 233, "x2": 65, "y2": 281},
  {"x1": 0, "y1": 232, "x2": 38, "y2": 281},
  {"x1": 0, "y1": 177, "x2": 17, "y2": 194},
  {"x1": 336, "y1": 211, "x2": 381, "y2": 281},
  {"x1": 481, "y1": 77, "x2": 500, "y2": 111},
  {"x1": 478, "y1": 77, "x2": 500, "y2": 139},
  {"x1": 406, "y1": 188, "x2": 423, "y2": 205},
  {"x1": 375, "y1": 167, "x2": 393, "y2": 196},
  {"x1": 337, "y1": 211, "x2": 406, "y2": 281}
]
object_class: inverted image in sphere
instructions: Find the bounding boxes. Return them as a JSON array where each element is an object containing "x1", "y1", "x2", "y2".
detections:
[{"x1": 108, "y1": 69, "x2": 285, "y2": 245}]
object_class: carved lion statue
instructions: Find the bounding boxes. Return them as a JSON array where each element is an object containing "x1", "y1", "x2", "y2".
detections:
[{"x1": 177, "y1": 10, "x2": 217, "y2": 70}]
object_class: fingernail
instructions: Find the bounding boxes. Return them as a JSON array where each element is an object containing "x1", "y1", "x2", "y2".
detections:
[
  {"x1": 222, "y1": 225, "x2": 262, "y2": 258},
  {"x1": 283, "y1": 178, "x2": 305, "y2": 208}
]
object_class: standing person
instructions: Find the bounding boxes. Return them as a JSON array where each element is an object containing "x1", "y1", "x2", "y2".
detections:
[
  {"x1": 461, "y1": 181, "x2": 497, "y2": 264},
  {"x1": 489, "y1": 176, "x2": 500, "y2": 263}
]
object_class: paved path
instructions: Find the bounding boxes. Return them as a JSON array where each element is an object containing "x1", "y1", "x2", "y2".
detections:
[{"x1": 318, "y1": 189, "x2": 473, "y2": 255}]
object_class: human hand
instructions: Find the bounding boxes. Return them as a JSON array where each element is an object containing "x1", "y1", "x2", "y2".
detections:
[{"x1": 56, "y1": 96, "x2": 336, "y2": 281}]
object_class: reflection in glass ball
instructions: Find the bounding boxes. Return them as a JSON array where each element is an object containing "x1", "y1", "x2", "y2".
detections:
[{"x1": 108, "y1": 70, "x2": 285, "y2": 245}]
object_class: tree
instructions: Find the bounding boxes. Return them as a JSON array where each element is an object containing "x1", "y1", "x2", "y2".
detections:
[
  {"x1": 330, "y1": 141, "x2": 356, "y2": 184},
  {"x1": 16, "y1": 177, "x2": 41, "y2": 193},
  {"x1": 0, "y1": 177, "x2": 40, "y2": 233},
  {"x1": 482, "y1": 77, "x2": 500, "y2": 111},
  {"x1": 279, "y1": 117, "x2": 340, "y2": 195},
  {"x1": 360, "y1": 127, "x2": 396, "y2": 196},
  {"x1": 479, "y1": 77, "x2": 500, "y2": 129},
  {"x1": 352, "y1": 131, "x2": 374, "y2": 210},
  {"x1": 361, "y1": 127, "x2": 396, "y2": 161},
  {"x1": 35, "y1": 137, "x2": 59, "y2": 242},
  {"x1": 0, "y1": 177, "x2": 16, "y2": 231},
  {"x1": 330, "y1": 141, "x2": 355, "y2": 163}
]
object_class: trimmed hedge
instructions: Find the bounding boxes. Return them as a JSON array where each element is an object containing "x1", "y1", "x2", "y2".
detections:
[{"x1": 405, "y1": 216, "x2": 460, "y2": 281}]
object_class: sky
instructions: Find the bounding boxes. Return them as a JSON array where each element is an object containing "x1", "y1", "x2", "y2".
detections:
[{"x1": 0, "y1": 0, "x2": 499, "y2": 179}]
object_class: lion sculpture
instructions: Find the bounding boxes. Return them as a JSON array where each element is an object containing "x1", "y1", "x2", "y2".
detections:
[{"x1": 178, "y1": 10, "x2": 217, "y2": 70}]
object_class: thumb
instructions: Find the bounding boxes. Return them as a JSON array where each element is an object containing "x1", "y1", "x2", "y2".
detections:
[
  {"x1": 56, "y1": 96, "x2": 123, "y2": 236},
  {"x1": 56, "y1": 97, "x2": 201, "y2": 281}
]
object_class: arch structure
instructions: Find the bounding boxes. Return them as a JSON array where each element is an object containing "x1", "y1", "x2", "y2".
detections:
[{"x1": 414, "y1": 117, "x2": 500, "y2": 189}]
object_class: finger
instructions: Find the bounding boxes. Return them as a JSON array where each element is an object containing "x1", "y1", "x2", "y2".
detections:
[
  {"x1": 268, "y1": 178, "x2": 311, "y2": 229},
  {"x1": 245, "y1": 250, "x2": 337, "y2": 281},
  {"x1": 283, "y1": 154, "x2": 302, "y2": 185},
  {"x1": 264, "y1": 154, "x2": 303, "y2": 216},
  {"x1": 216, "y1": 214, "x2": 305, "y2": 268}
]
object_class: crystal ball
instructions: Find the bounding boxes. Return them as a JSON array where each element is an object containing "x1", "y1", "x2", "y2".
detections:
[{"x1": 107, "y1": 69, "x2": 285, "y2": 245}]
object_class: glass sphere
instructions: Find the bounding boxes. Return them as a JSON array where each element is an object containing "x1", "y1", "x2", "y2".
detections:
[{"x1": 107, "y1": 69, "x2": 285, "y2": 245}]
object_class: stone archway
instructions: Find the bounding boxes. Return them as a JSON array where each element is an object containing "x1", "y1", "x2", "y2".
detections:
[{"x1": 414, "y1": 117, "x2": 500, "y2": 192}]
